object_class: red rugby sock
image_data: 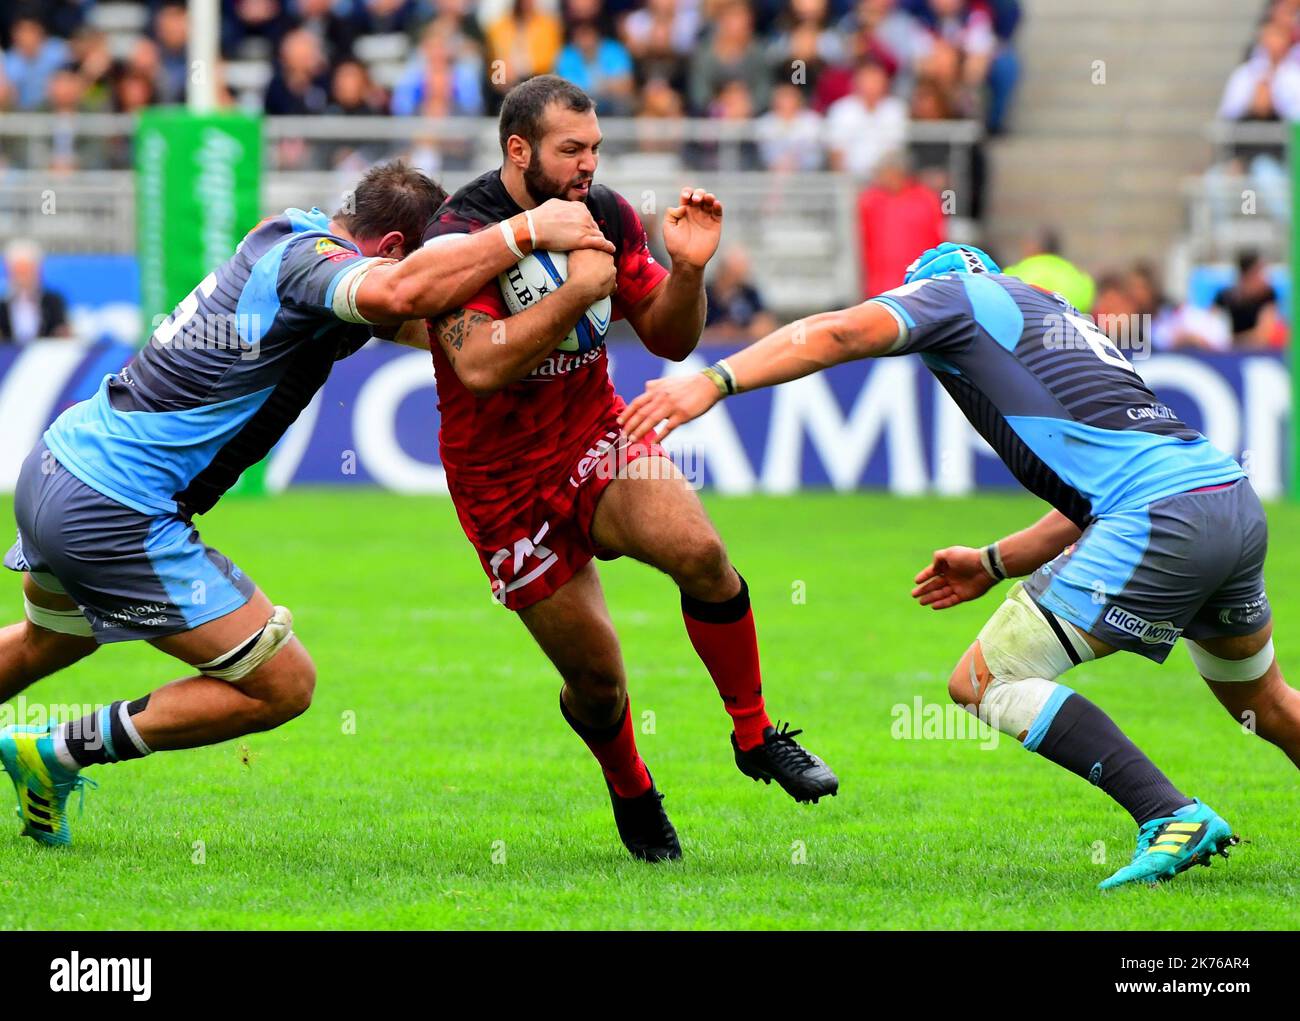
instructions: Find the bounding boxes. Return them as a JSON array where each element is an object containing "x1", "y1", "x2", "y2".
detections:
[
  {"x1": 560, "y1": 693, "x2": 652, "y2": 798},
  {"x1": 682, "y1": 572, "x2": 772, "y2": 751}
]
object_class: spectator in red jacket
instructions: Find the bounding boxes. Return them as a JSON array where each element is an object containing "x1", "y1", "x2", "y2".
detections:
[{"x1": 857, "y1": 151, "x2": 946, "y2": 297}]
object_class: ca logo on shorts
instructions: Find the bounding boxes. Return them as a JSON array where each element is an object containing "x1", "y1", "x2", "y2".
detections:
[{"x1": 489, "y1": 522, "x2": 558, "y2": 598}]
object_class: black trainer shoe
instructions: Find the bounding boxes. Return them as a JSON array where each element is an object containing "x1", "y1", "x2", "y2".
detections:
[
  {"x1": 732, "y1": 722, "x2": 839, "y2": 804},
  {"x1": 606, "y1": 772, "x2": 682, "y2": 862}
]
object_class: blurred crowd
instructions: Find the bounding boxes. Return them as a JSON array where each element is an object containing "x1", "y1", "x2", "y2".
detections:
[
  {"x1": 1220, "y1": 0, "x2": 1300, "y2": 124},
  {"x1": 1207, "y1": 0, "x2": 1300, "y2": 228},
  {"x1": 0, "y1": 0, "x2": 1020, "y2": 178},
  {"x1": 1004, "y1": 231, "x2": 1288, "y2": 354}
]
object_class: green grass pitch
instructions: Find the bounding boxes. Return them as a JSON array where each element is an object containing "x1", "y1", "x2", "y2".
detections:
[{"x1": 1, "y1": 489, "x2": 1297, "y2": 930}]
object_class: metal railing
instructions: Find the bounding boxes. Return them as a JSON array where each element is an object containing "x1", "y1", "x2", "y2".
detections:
[
  {"x1": 0, "y1": 114, "x2": 984, "y2": 313},
  {"x1": 1183, "y1": 120, "x2": 1290, "y2": 263},
  {"x1": 0, "y1": 169, "x2": 864, "y2": 313},
  {"x1": 1204, "y1": 119, "x2": 1287, "y2": 164},
  {"x1": 0, "y1": 112, "x2": 981, "y2": 199}
]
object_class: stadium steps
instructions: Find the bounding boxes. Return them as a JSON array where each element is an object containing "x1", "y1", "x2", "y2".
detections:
[{"x1": 984, "y1": 0, "x2": 1258, "y2": 271}]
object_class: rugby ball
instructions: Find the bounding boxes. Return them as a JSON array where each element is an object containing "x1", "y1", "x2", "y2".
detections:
[{"x1": 498, "y1": 251, "x2": 613, "y2": 354}]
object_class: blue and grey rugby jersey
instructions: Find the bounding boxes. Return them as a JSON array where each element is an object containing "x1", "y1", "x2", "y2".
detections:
[
  {"x1": 45, "y1": 208, "x2": 380, "y2": 518},
  {"x1": 869, "y1": 272, "x2": 1244, "y2": 527}
]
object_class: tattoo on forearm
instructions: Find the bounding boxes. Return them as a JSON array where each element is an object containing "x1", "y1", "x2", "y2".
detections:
[{"x1": 435, "y1": 309, "x2": 492, "y2": 363}]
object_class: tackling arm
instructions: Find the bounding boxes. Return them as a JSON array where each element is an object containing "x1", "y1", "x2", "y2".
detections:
[
  {"x1": 350, "y1": 226, "x2": 529, "y2": 325},
  {"x1": 618, "y1": 300, "x2": 902, "y2": 442},
  {"x1": 378, "y1": 318, "x2": 432, "y2": 350},
  {"x1": 347, "y1": 201, "x2": 615, "y2": 325}
]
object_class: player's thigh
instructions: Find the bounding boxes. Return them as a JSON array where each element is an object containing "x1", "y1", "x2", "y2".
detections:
[
  {"x1": 17, "y1": 463, "x2": 259, "y2": 646},
  {"x1": 19, "y1": 573, "x2": 99, "y2": 666},
  {"x1": 150, "y1": 588, "x2": 314, "y2": 703},
  {"x1": 1194, "y1": 622, "x2": 1273, "y2": 664},
  {"x1": 1189, "y1": 622, "x2": 1282, "y2": 721},
  {"x1": 1183, "y1": 481, "x2": 1275, "y2": 703},
  {"x1": 589, "y1": 455, "x2": 724, "y2": 569},
  {"x1": 150, "y1": 587, "x2": 276, "y2": 665},
  {"x1": 518, "y1": 559, "x2": 626, "y2": 688}
]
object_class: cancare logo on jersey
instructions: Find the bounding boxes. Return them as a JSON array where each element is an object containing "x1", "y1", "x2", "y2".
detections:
[
  {"x1": 1103, "y1": 606, "x2": 1181, "y2": 645},
  {"x1": 1126, "y1": 404, "x2": 1179, "y2": 422}
]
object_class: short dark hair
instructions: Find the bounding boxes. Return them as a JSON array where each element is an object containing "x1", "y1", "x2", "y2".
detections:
[
  {"x1": 335, "y1": 160, "x2": 446, "y2": 254},
  {"x1": 498, "y1": 75, "x2": 595, "y2": 156}
]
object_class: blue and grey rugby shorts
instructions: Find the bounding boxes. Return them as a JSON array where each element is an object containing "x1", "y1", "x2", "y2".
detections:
[
  {"x1": 1024, "y1": 478, "x2": 1270, "y2": 663},
  {"x1": 4, "y1": 441, "x2": 255, "y2": 643}
]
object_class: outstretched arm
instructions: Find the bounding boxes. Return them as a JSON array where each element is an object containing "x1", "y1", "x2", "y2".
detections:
[
  {"x1": 911, "y1": 510, "x2": 1084, "y2": 611},
  {"x1": 619, "y1": 300, "x2": 902, "y2": 442}
]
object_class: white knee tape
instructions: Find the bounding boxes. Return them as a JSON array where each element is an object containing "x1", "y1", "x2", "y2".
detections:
[
  {"x1": 977, "y1": 582, "x2": 1091, "y2": 681},
  {"x1": 978, "y1": 675, "x2": 1060, "y2": 738},
  {"x1": 197, "y1": 606, "x2": 294, "y2": 682},
  {"x1": 1187, "y1": 638, "x2": 1275, "y2": 683},
  {"x1": 24, "y1": 595, "x2": 94, "y2": 637},
  {"x1": 974, "y1": 582, "x2": 1089, "y2": 738}
]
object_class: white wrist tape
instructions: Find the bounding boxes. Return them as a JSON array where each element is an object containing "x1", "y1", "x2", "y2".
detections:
[
  {"x1": 524, "y1": 209, "x2": 536, "y2": 248},
  {"x1": 979, "y1": 543, "x2": 1007, "y2": 581},
  {"x1": 1187, "y1": 638, "x2": 1275, "y2": 683},
  {"x1": 499, "y1": 218, "x2": 525, "y2": 259}
]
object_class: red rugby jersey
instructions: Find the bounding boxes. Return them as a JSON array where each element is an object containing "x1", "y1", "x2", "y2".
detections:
[{"x1": 422, "y1": 169, "x2": 667, "y2": 485}]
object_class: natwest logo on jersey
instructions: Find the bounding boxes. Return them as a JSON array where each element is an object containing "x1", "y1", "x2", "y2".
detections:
[{"x1": 526, "y1": 345, "x2": 606, "y2": 380}]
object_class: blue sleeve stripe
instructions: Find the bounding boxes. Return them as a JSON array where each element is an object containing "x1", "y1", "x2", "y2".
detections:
[
  {"x1": 867, "y1": 299, "x2": 911, "y2": 352},
  {"x1": 869, "y1": 295, "x2": 916, "y2": 328},
  {"x1": 324, "y1": 256, "x2": 377, "y2": 309}
]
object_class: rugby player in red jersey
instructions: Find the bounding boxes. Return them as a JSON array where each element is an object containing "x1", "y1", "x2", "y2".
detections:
[{"x1": 423, "y1": 76, "x2": 837, "y2": 863}]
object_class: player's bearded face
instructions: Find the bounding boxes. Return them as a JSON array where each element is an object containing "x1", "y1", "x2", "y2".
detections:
[
  {"x1": 523, "y1": 149, "x2": 584, "y2": 204},
  {"x1": 522, "y1": 109, "x2": 599, "y2": 204}
]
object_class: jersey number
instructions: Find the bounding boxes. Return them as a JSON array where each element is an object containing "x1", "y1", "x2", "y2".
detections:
[
  {"x1": 1064, "y1": 312, "x2": 1137, "y2": 374},
  {"x1": 152, "y1": 272, "x2": 218, "y2": 347}
]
